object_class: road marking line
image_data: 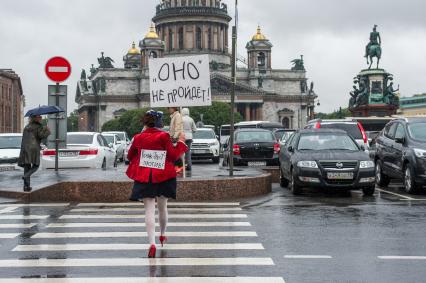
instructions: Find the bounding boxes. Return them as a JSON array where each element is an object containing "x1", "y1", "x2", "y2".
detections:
[
  {"x1": 0, "y1": 203, "x2": 69, "y2": 207},
  {"x1": 376, "y1": 188, "x2": 415, "y2": 200},
  {"x1": 378, "y1": 256, "x2": 426, "y2": 260},
  {"x1": 0, "y1": 224, "x2": 36, "y2": 229},
  {"x1": 71, "y1": 207, "x2": 243, "y2": 212},
  {"x1": 13, "y1": 243, "x2": 264, "y2": 251},
  {"x1": 77, "y1": 202, "x2": 240, "y2": 207},
  {"x1": 0, "y1": 277, "x2": 285, "y2": 283},
  {"x1": 47, "y1": 222, "x2": 251, "y2": 228},
  {"x1": 0, "y1": 207, "x2": 19, "y2": 214},
  {"x1": 0, "y1": 233, "x2": 20, "y2": 239},
  {"x1": 284, "y1": 255, "x2": 332, "y2": 259},
  {"x1": 399, "y1": 199, "x2": 426, "y2": 201},
  {"x1": 32, "y1": 231, "x2": 258, "y2": 238},
  {"x1": 0, "y1": 215, "x2": 48, "y2": 220},
  {"x1": 59, "y1": 214, "x2": 247, "y2": 219},
  {"x1": 0, "y1": 257, "x2": 274, "y2": 267}
]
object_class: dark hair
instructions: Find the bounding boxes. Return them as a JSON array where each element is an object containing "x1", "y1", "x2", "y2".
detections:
[{"x1": 142, "y1": 113, "x2": 156, "y2": 128}]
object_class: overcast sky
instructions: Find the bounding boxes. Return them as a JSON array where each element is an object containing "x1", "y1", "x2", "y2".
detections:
[{"x1": 1, "y1": 0, "x2": 426, "y2": 114}]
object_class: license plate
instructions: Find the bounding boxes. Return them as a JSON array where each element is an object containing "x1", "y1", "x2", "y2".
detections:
[
  {"x1": 193, "y1": 150, "x2": 208, "y2": 154},
  {"x1": 0, "y1": 165, "x2": 15, "y2": 172},
  {"x1": 59, "y1": 151, "x2": 79, "y2": 157},
  {"x1": 327, "y1": 172, "x2": 354, "y2": 180},
  {"x1": 248, "y1": 161, "x2": 267, "y2": 167}
]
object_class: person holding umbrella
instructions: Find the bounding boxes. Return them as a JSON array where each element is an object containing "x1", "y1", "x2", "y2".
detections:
[{"x1": 18, "y1": 115, "x2": 51, "y2": 191}]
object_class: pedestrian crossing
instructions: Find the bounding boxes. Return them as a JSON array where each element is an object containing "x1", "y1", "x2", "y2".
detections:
[{"x1": 0, "y1": 201, "x2": 285, "y2": 282}]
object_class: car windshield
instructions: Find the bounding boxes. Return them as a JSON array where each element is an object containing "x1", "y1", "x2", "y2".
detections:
[
  {"x1": 193, "y1": 130, "x2": 216, "y2": 139},
  {"x1": 103, "y1": 135, "x2": 115, "y2": 144},
  {"x1": 236, "y1": 131, "x2": 275, "y2": 142},
  {"x1": 220, "y1": 127, "x2": 230, "y2": 136},
  {"x1": 320, "y1": 123, "x2": 363, "y2": 139},
  {"x1": 0, "y1": 136, "x2": 22, "y2": 149},
  {"x1": 281, "y1": 132, "x2": 294, "y2": 142},
  {"x1": 408, "y1": 122, "x2": 426, "y2": 141},
  {"x1": 274, "y1": 130, "x2": 285, "y2": 140},
  {"x1": 297, "y1": 133, "x2": 359, "y2": 151},
  {"x1": 67, "y1": 134, "x2": 94, "y2": 145}
]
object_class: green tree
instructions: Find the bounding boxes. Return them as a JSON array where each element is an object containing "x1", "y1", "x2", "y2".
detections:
[
  {"x1": 67, "y1": 110, "x2": 79, "y2": 132},
  {"x1": 315, "y1": 107, "x2": 351, "y2": 119},
  {"x1": 188, "y1": 101, "x2": 243, "y2": 130}
]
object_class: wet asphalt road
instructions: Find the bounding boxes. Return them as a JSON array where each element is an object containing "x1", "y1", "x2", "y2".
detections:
[{"x1": 0, "y1": 162, "x2": 425, "y2": 283}]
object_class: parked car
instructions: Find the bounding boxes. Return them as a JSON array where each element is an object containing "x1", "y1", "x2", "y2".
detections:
[
  {"x1": 306, "y1": 119, "x2": 369, "y2": 150},
  {"x1": 191, "y1": 128, "x2": 220, "y2": 163},
  {"x1": 374, "y1": 117, "x2": 426, "y2": 193},
  {"x1": 222, "y1": 128, "x2": 280, "y2": 166},
  {"x1": 102, "y1": 131, "x2": 130, "y2": 146},
  {"x1": 279, "y1": 128, "x2": 375, "y2": 195},
  {"x1": 0, "y1": 133, "x2": 22, "y2": 171},
  {"x1": 277, "y1": 129, "x2": 296, "y2": 145},
  {"x1": 124, "y1": 138, "x2": 133, "y2": 165},
  {"x1": 102, "y1": 133, "x2": 125, "y2": 162},
  {"x1": 41, "y1": 132, "x2": 116, "y2": 169}
]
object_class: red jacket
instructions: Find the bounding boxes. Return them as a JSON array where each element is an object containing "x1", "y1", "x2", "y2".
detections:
[{"x1": 126, "y1": 128, "x2": 188, "y2": 183}]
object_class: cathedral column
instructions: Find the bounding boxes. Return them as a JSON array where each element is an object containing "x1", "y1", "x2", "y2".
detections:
[
  {"x1": 174, "y1": 25, "x2": 178, "y2": 50},
  {"x1": 245, "y1": 104, "x2": 251, "y2": 121},
  {"x1": 193, "y1": 23, "x2": 196, "y2": 49}
]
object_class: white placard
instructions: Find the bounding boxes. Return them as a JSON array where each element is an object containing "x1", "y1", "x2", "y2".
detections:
[
  {"x1": 139, "y1": 150, "x2": 167, "y2": 170},
  {"x1": 148, "y1": 54, "x2": 212, "y2": 107}
]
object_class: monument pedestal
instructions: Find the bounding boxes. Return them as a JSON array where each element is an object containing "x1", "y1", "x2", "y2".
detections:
[{"x1": 349, "y1": 68, "x2": 399, "y2": 117}]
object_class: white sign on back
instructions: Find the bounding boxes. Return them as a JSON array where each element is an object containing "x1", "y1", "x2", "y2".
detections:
[
  {"x1": 139, "y1": 150, "x2": 167, "y2": 170},
  {"x1": 148, "y1": 54, "x2": 212, "y2": 107}
]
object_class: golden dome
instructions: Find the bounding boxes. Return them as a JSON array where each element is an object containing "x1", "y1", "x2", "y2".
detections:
[
  {"x1": 128, "y1": 42, "x2": 140, "y2": 54},
  {"x1": 145, "y1": 23, "x2": 159, "y2": 39},
  {"x1": 252, "y1": 25, "x2": 267, "y2": 41}
]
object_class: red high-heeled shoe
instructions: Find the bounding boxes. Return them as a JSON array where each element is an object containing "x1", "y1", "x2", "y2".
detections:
[
  {"x1": 159, "y1": 235, "x2": 167, "y2": 247},
  {"x1": 148, "y1": 244, "x2": 156, "y2": 258}
]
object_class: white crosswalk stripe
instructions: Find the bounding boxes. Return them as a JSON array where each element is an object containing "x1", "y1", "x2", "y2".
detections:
[
  {"x1": 0, "y1": 233, "x2": 20, "y2": 239},
  {"x1": 47, "y1": 221, "x2": 251, "y2": 228},
  {"x1": 1, "y1": 201, "x2": 284, "y2": 282},
  {"x1": 60, "y1": 214, "x2": 247, "y2": 219},
  {"x1": 0, "y1": 277, "x2": 285, "y2": 283}
]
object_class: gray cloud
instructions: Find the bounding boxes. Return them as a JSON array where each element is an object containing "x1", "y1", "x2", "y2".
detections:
[{"x1": 1, "y1": 0, "x2": 426, "y2": 115}]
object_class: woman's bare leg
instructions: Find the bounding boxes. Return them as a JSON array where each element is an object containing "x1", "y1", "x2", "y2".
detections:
[
  {"x1": 157, "y1": 196, "x2": 168, "y2": 236},
  {"x1": 143, "y1": 198, "x2": 156, "y2": 245}
]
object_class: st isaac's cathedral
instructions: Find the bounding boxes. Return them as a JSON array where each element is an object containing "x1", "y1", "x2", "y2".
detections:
[{"x1": 75, "y1": 0, "x2": 318, "y2": 131}]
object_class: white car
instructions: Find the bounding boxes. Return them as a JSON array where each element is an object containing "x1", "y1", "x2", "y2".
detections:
[
  {"x1": 41, "y1": 132, "x2": 116, "y2": 169},
  {"x1": 0, "y1": 133, "x2": 22, "y2": 171},
  {"x1": 191, "y1": 128, "x2": 220, "y2": 164},
  {"x1": 102, "y1": 133, "x2": 125, "y2": 162},
  {"x1": 102, "y1": 131, "x2": 130, "y2": 146}
]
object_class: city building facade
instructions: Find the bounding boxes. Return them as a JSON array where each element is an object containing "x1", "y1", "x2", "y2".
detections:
[
  {"x1": 76, "y1": 0, "x2": 317, "y2": 131},
  {"x1": 0, "y1": 69, "x2": 24, "y2": 133},
  {"x1": 400, "y1": 94, "x2": 426, "y2": 116}
]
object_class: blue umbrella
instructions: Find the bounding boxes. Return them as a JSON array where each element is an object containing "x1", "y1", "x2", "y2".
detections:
[{"x1": 25, "y1": 105, "x2": 64, "y2": 117}]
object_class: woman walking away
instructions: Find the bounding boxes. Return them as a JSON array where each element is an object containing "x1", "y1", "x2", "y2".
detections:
[
  {"x1": 18, "y1": 115, "x2": 50, "y2": 192},
  {"x1": 126, "y1": 111, "x2": 188, "y2": 258}
]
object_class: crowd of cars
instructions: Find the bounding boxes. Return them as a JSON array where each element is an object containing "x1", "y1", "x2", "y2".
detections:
[{"x1": 1, "y1": 116, "x2": 425, "y2": 196}]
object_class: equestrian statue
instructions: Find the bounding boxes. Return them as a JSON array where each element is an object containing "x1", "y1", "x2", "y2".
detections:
[{"x1": 365, "y1": 25, "x2": 382, "y2": 69}]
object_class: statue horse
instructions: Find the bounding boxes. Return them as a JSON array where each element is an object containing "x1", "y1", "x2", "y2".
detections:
[{"x1": 366, "y1": 44, "x2": 381, "y2": 69}]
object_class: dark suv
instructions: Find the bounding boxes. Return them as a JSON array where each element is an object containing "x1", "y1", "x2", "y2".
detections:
[{"x1": 375, "y1": 117, "x2": 426, "y2": 193}]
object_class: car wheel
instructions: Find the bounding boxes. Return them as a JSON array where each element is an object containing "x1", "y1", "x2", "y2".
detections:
[
  {"x1": 404, "y1": 164, "x2": 419, "y2": 194},
  {"x1": 280, "y1": 167, "x2": 289, "y2": 188},
  {"x1": 289, "y1": 169, "x2": 302, "y2": 195},
  {"x1": 212, "y1": 157, "x2": 220, "y2": 164},
  {"x1": 375, "y1": 161, "x2": 390, "y2": 187},
  {"x1": 101, "y1": 158, "x2": 107, "y2": 170},
  {"x1": 362, "y1": 186, "x2": 375, "y2": 196}
]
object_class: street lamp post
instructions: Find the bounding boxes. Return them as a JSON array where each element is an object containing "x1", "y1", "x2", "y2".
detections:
[{"x1": 229, "y1": 0, "x2": 238, "y2": 177}]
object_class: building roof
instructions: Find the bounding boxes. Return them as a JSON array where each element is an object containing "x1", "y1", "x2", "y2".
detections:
[
  {"x1": 127, "y1": 42, "x2": 140, "y2": 54},
  {"x1": 252, "y1": 26, "x2": 267, "y2": 41},
  {"x1": 145, "y1": 23, "x2": 159, "y2": 39}
]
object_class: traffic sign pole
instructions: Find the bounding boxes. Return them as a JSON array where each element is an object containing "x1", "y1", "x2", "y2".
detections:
[{"x1": 45, "y1": 56, "x2": 71, "y2": 172}]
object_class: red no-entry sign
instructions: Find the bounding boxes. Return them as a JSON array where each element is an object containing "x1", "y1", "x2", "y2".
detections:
[{"x1": 45, "y1": 56, "x2": 71, "y2": 83}]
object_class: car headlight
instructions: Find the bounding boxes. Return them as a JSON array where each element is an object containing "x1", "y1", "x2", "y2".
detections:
[
  {"x1": 414, "y1": 148, "x2": 426, "y2": 158},
  {"x1": 209, "y1": 141, "x2": 219, "y2": 146},
  {"x1": 360, "y1": 160, "x2": 374, "y2": 168},
  {"x1": 297, "y1": 161, "x2": 318, "y2": 168}
]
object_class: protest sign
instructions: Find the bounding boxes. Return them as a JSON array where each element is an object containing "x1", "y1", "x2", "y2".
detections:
[
  {"x1": 148, "y1": 54, "x2": 212, "y2": 107},
  {"x1": 139, "y1": 150, "x2": 167, "y2": 170}
]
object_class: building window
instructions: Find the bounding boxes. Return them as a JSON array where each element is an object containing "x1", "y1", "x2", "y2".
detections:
[
  {"x1": 168, "y1": 29, "x2": 174, "y2": 51},
  {"x1": 182, "y1": 0, "x2": 186, "y2": 5},
  {"x1": 257, "y1": 52, "x2": 266, "y2": 68},
  {"x1": 282, "y1": 117, "x2": 290, "y2": 129},
  {"x1": 178, "y1": 27, "x2": 184, "y2": 50},
  {"x1": 149, "y1": 51, "x2": 157, "y2": 58},
  {"x1": 207, "y1": 27, "x2": 212, "y2": 50},
  {"x1": 196, "y1": 27, "x2": 202, "y2": 49}
]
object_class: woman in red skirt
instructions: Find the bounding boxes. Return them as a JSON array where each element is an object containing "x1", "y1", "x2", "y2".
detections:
[{"x1": 126, "y1": 111, "x2": 188, "y2": 258}]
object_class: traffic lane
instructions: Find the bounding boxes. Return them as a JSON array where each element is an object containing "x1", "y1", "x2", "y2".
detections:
[{"x1": 243, "y1": 184, "x2": 426, "y2": 283}]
